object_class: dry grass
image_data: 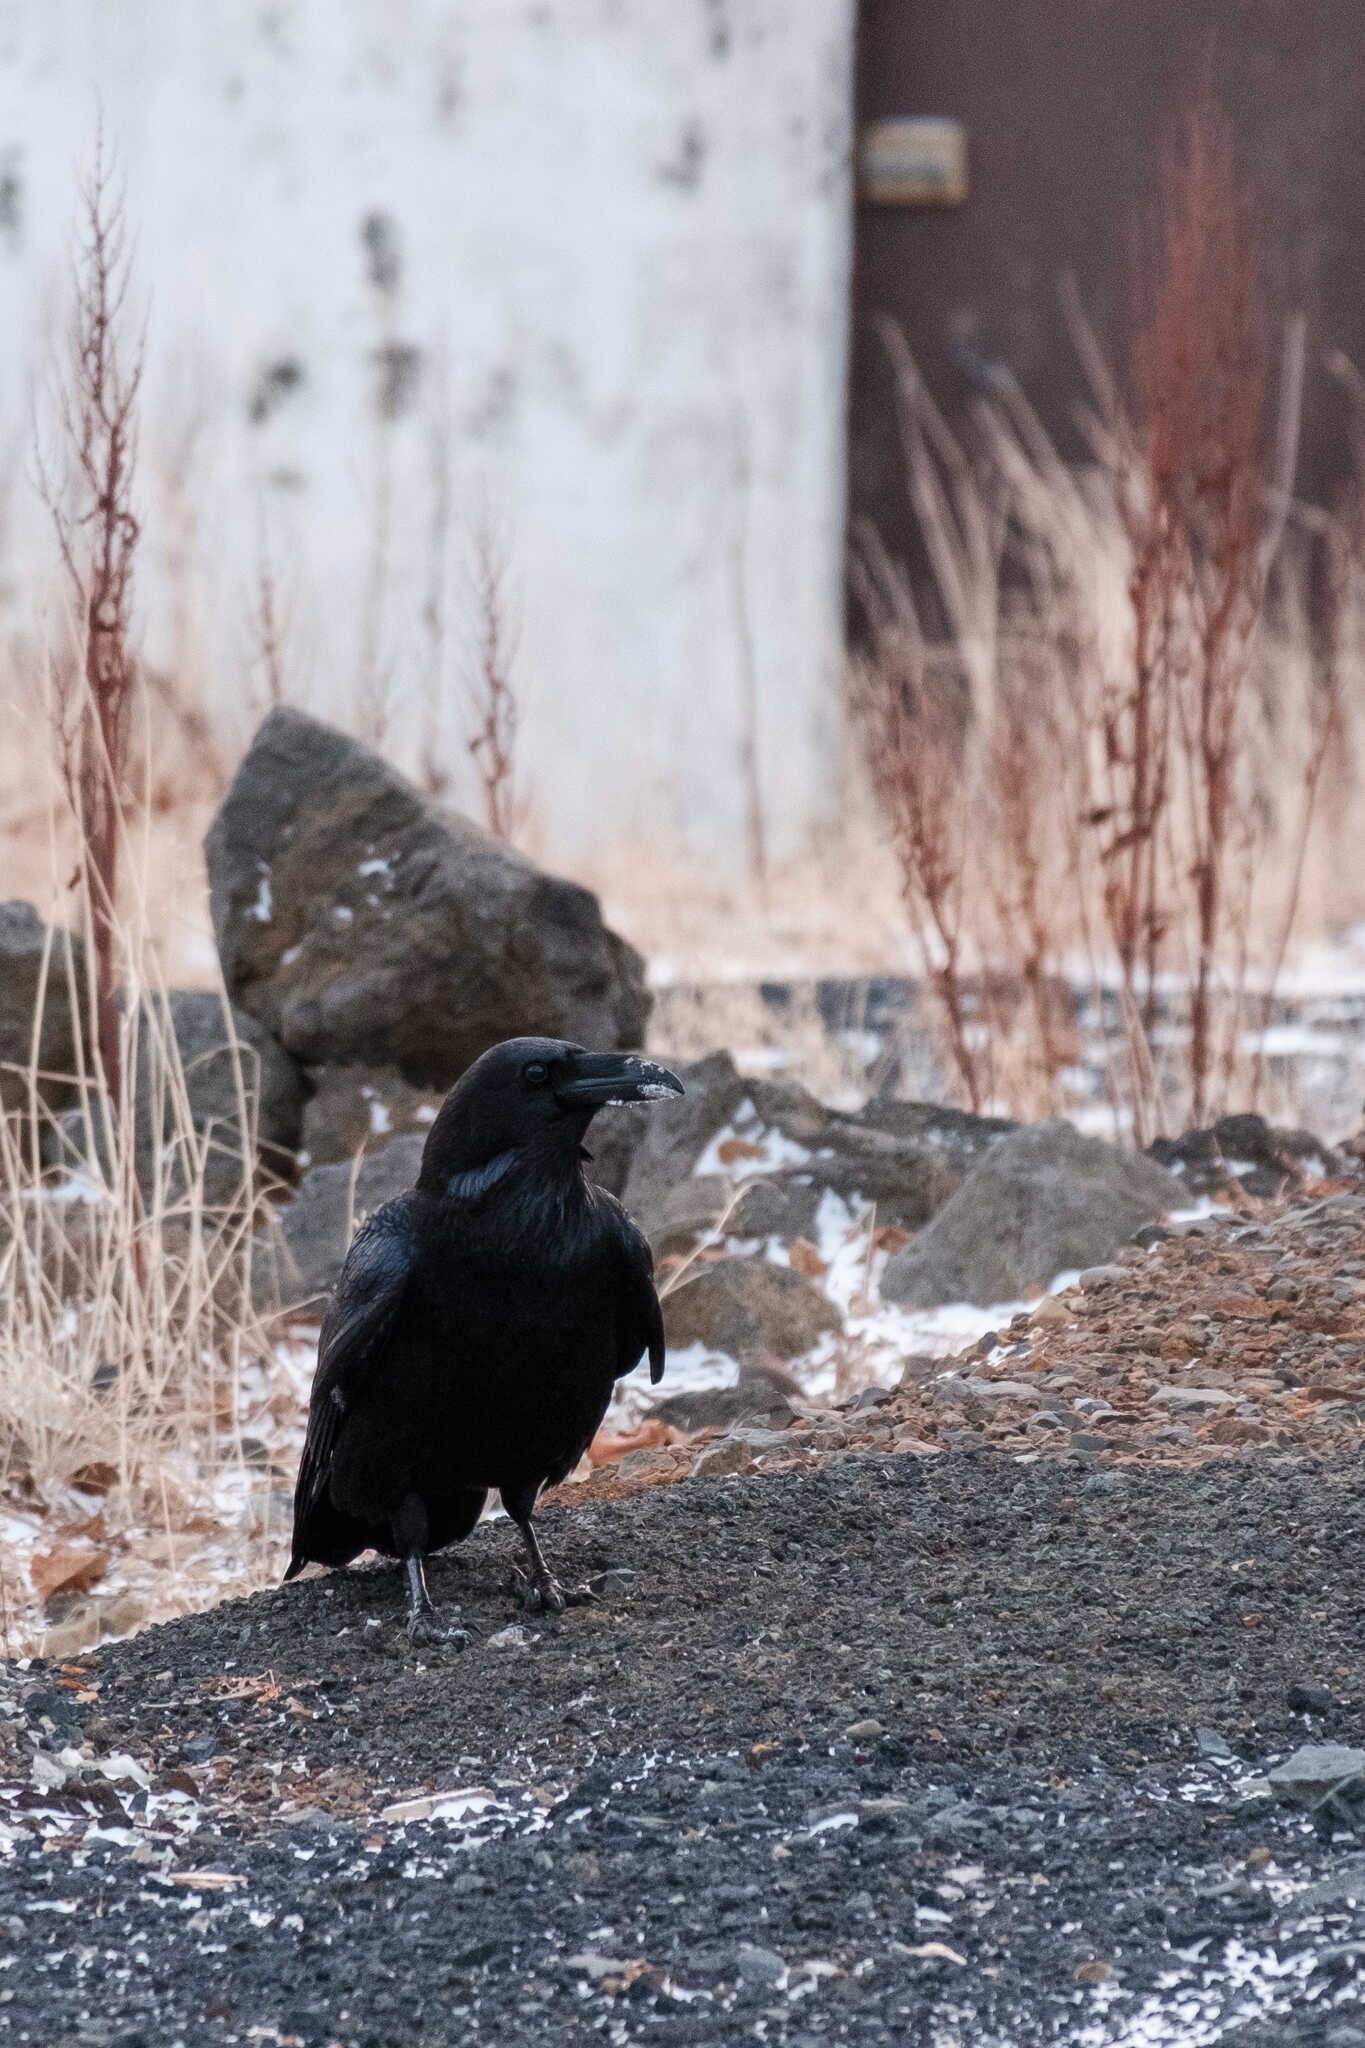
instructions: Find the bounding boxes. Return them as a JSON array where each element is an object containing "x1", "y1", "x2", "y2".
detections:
[
  {"x1": 851, "y1": 101, "x2": 1365, "y2": 1138},
  {"x1": 0, "y1": 859, "x2": 298, "y2": 1656}
]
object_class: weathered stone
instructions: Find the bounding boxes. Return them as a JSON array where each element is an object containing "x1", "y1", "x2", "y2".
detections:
[
  {"x1": 728, "y1": 1173, "x2": 824, "y2": 1243},
  {"x1": 1267, "y1": 1743, "x2": 1365, "y2": 1807},
  {"x1": 662, "y1": 1255, "x2": 839, "y2": 1361},
  {"x1": 51, "y1": 990, "x2": 304, "y2": 1213},
  {"x1": 251, "y1": 1133, "x2": 426, "y2": 1311},
  {"x1": 299, "y1": 1063, "x2": 442, "y2": 1166},
  {"x1": 690, "y1": 1437, "x2": 755, "y2": 1479},
  {"x1": 857, "y1": 1096, "x2": 1018, "y2": 1175},
  {"x1": 620, "y1": 1051, "x2": 748, "y2": 1229},
  {"x1": 644, "y1": 1175, "x2": 739, "y2": 1254},
  {"x1": 205, "y1": 707, "x2": 649, "y2": 1086},
  {"x1": 629, "y1": 1067, "x2": 1011, "y2": 1250},
  {"x1": 1150, "y1": 1386, "x2": 1236, "y2": 1413},
  {"x1": 882, "y1": 1120, "x2": 1183, "y2": 1309},
  {"x1": 736, "y1": 1945, "x2": 787, "y2": 1989},
  {"x1": 0, "y1": 902, "x2": 85, "y2": 1117},
  {"x1": 1149, "y1": 1112, "x2": 1346, "y2": 1200},
  {"x1": 651, "y1": 1360, "x2": 803, "y2": 1434}
]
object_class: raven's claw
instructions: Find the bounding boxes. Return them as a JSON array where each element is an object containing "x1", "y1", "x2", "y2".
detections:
[
  {"x1": 405, "y1": 1609, "x2": 473, "y2": 1649},
  {"x1": 508, "y1": 1566, "x2": 597, "y2": 1616}
]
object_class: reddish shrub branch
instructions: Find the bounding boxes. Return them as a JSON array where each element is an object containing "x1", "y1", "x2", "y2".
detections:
[{"x1": 39, "y1": 135, "x2": 144, "y2": 1114}]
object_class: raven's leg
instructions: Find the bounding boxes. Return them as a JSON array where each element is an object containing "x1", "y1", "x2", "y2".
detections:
[
  {"x1": 501, "y1": 1485, "x2": 595, "y2": 1616},
  {"x1": 392, "y1": 1493, "x2": 472, "y2": 1648}
]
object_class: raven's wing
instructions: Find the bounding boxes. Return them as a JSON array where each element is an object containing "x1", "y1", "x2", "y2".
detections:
[
  {"x1": 286, "y1": 1197, "x2": 418, "y2": 1575},
  {"x1": 599, "y1": 1192, "x2": 666, "y2": 1386}
]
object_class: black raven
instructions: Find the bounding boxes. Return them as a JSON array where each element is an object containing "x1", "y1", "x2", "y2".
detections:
[{"x1": 285, "y1": 1036, "x2": 683, "y2": 1643}]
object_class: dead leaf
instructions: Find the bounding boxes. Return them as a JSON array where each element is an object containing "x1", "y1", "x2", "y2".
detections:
[
  {"x1": 787, "y1": 1238, "x2": 829, "y2": 1278},
  {"x1": 1075, "y1": 1960, "x2": 1113, "y2": 1984},
  {"x1": 872, "y1": 1225, "x2": 911, "y2": 1254},
  {"x1": 717, "y1": 1137, "x2": 766, "y2": 1165},
  {"x1": 71, "y1": 1462, "x2": 118, "y2": 1495},
  {"x1": 166, "y1": 1870, "x2": 245, "y2": 1890},
  {"x1": 31, "y1": 1542, "x2": 110, "y2": 1604},
  {"x1": 202, "y1": 1672, "x2": 282, "y2": 1704}
]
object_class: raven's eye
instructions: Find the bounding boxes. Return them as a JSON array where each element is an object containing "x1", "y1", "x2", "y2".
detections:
[{"x1": 523, "y1": 1061, "x2": 549, "y2": 1087}]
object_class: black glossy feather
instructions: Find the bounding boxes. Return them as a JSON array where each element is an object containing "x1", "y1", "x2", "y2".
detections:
[{"x1": 286, "y1": 1037, "x2": 679, "y2": 1599}]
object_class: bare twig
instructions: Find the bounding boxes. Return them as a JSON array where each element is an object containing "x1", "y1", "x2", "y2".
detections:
[{"x1": 36, "y1": 129, "x2": 145, "y2": 1116}]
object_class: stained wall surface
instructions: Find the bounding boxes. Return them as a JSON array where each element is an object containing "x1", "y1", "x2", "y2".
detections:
[{"x1": 0, "y1": 1, "x2": 856, "y2": 862}]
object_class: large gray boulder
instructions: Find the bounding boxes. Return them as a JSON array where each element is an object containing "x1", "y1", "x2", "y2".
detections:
[
  {"x1": 205, "y1": 707, "x2": 650, "y2": 1085},
  {"x1": 0, "y1": 902, "x2": 85, "y2": 1117},
  {"x1": 881, "y1": 1118, "x2": 1183, "y2": 1308}
]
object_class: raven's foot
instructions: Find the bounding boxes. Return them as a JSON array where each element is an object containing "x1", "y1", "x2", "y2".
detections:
[
  {"x1": 508, "y1": 1566, "x2": 596, "y2": 1616},
  {"x1": 405, "y1": 1606, "x2": 474, "y2": 1649}
]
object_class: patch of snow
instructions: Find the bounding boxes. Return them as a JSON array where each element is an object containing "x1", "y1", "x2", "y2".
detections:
[
  {"x1": 248, "y1": 864, "x2": 272, "y2": 923},
  {"x1": 280, "y1": 943, "x2": 302, "y2": 967},
  {"x1": 356, "y1": 857, "x2": 392, "y2": 879},
  {"x1": 332, "y1": 904, "x2": 354, "y2": 924},
  {"x1": 651, "y1": 1341, "x2": 738, "y2": 1398},
  {"x1": 1246, "y1": 1022, "x2": 1354, "y2": 1060},
  {"x1": 29, "y1": 1172, "x2": 104, "y2": 1206},
  {"x1": 368, "y1": 1099, "x2": 393, "y2": 1136},
  {"x1": 695, "y1": 1099, "x2": 813, "y2": 1176}
]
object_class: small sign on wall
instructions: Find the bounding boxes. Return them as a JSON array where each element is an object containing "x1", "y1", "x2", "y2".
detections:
[{"x1": 859, "y1": 117, "x2": 968, "y2": 206}]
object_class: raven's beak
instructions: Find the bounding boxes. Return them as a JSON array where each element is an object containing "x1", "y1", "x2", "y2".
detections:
[{"x1": 555, "y1": 1052, "x2": 685, "y2": 1109}]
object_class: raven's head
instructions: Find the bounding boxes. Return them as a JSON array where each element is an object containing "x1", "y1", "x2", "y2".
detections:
[{"x1": 418, "y1": 1036, "x2": 684, "y2": 1190}]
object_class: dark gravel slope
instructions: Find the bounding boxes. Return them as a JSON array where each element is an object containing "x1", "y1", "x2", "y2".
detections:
[{"x1": 3, "y1": 1451, "x2": 1364, "y2": 2045}]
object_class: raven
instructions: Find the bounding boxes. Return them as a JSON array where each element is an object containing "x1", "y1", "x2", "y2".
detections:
[{"x1": 285, "y1": 1036, "x2": 683, "y2": 1643}]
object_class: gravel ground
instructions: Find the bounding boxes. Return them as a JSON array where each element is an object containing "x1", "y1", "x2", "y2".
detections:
[{"x1": 3, "y1": 1449, "x2": 1364, "y2": 2046}]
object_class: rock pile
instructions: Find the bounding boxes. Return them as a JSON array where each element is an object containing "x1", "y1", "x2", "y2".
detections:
[{"x1": 6, "y1": 709, "x2": 1358, "y2": 1378}]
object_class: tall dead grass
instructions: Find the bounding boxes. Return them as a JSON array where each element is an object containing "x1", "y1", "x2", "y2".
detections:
[
  {"x1": 852, "y1": 101, "x2": 1360, "y2": 1140},
  {"x1": 1, "y1": 148, "x2": 289, "y2": 1652}
]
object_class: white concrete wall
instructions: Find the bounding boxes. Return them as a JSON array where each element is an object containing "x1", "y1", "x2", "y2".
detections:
[{"x1": 0, "y1": 0, "x2": 855, "y2": 867}]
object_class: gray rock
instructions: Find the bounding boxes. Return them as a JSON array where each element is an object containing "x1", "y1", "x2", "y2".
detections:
[
  {"x1": 736, "y1": 1945, "x2": 787, "y2": 1989},
  {"x1": 651, "y1": 1360, "x2": 803, "y2": 1434},
  {"x1": 882, "y1": 1120, "x2": 1183, "y2": 1309},
  {"x1": 52, "y1": 990, "x2": 304, "y2": 1213},
  {"x1": 1150, "y1": 1386, "x2": 1235, "y2": 1413},
  {"x1": 1078, "y1": 1263, "x2": 1129, "y2": 1290},
  {"x1": 251, "y1": 1133, "x2": 426, "y2": 1311},
  {"x1": 643, "y1": 1175, "x2": 739, "y2": 1254},
  {"x1": 857, "y1": 1095, "x2": 1017, "y2": 1174},
  {"x1": 957, "y1": 1376, "x2": 1043, "y2": 1407},
  {"x1": 1148, "y1": 1112, "x2": 1346, "y2": 1199},
  {"x1": 299, "y1": 1063, "x2": 442, "y2": 1166},
  {"x1": 690, "y1": 1436, "x2": 756, "y2": 1479},
  {"x1": 729, "y1": 1173, "x2": 824, "y2": 1243},
  {"x1": 205, "y1": 707, "x2": 648, "y2": 1085},
  {"x1": 620, "y1": 1051, "x2": 748, "y2": 1229},
  {"x1": 0, "y1": 902, "x2": 85, "y2": 1117},
  {"x1": 1267, "y1": 1743, "x2": 1365, "y2": 1806},
  {"x1": 628, "y1": 1065, "x2": 1011, "y2": 1251},
  {"x1": 663, "y1": 1256, "x2": 839, "y2": 1362}
]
